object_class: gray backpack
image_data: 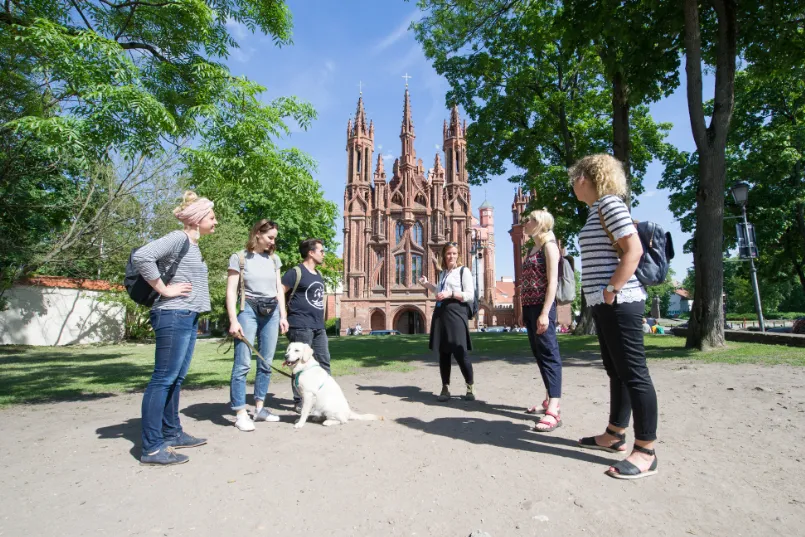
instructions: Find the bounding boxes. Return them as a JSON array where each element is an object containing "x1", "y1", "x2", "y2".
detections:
[{"x1": 556, "y1": 255, "x2": 576, "y2": 305}]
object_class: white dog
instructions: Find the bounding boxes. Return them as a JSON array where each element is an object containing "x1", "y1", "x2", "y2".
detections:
[{"x1": 283, "y1": 342, "x2": 383, "y2": 429}]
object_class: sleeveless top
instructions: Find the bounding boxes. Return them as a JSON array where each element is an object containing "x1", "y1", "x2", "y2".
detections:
[{"x1": 521, "y1": 243, "x2": 551, "y2": 307}]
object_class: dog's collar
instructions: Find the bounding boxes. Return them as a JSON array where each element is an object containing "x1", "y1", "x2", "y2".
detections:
[{"x1": 293, "y1": 364, "x2": 324, "y2": 390}]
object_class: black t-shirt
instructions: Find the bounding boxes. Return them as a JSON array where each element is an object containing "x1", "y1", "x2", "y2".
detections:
[{"x1": 281, "y1": 264, "x2": 325, "y2": 329}]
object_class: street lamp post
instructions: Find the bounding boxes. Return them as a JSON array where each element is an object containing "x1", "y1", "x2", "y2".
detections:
[
  {"x1": 731, "y1": 181, "x2": 765, "y2": 332},
  {"x1": 471, "y1": 235, "x2": 482, "y2": 327}
]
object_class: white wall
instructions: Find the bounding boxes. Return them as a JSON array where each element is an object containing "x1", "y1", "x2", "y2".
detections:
[{"x1": 0, "y1": 285, "x2": 125, "y2": 346}]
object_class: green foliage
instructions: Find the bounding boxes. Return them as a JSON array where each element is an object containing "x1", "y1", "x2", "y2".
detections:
[
  {"x1": 325, "y1": 317, "x2": 339, "y2": 336},
  {"x1": 414, "y1": 0, "x2": 674, "y2": 250},
  {"x1": 645, "y1": 269, "x2": 676, "y2": 318}
]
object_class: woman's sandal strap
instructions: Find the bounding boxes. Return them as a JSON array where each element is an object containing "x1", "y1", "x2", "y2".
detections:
[
  {"x1": 605, "y1": 427, "x2": 626, "y2": 440},
  {"x1": 633, "y1": 444, "x2": 655, "y2": 456}
]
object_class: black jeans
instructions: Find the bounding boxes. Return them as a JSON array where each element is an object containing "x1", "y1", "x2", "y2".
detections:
[
  {"x1": 592, "y1": 300, "x2": 658, "y2": 441},
  {"x1": 523, "y1": 302, "x2": 562, "y2": 398},
  {"x1": 287, "y1": 327, "x2": 331, "y2": 404},
  {"x1": 439, "y1": 348, "x2": 473, "y2": 386}
]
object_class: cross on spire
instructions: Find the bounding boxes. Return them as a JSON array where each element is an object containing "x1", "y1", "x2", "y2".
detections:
[
  {"x1": 402, "y1": 73, "x2": 412, "y2": 87},
  {"x1": 358, "y1": 80, "x2": 363, "y2": 95}
]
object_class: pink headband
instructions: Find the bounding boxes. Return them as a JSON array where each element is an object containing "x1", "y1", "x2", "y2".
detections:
[{"x1": 174, "y1": 199, "x2": 214, "y2": 226}]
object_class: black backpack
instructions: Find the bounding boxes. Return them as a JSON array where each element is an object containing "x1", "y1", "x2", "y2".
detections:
[
  {"x1": 599, "y1": 207, "x2": 674, "y2": 287},
  {"x1": 459, "y1": 266, "x2": 479, "y2": 319},
  {"x1": 124, "y1": 237, "x2": 190, "y2": 306}
]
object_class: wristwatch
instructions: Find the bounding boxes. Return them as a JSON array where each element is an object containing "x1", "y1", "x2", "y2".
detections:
[{"x1": 605, "y1": 284, "x2": 619, "y2": 294}]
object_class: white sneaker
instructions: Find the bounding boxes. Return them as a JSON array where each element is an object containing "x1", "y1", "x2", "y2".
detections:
[
  {"x1": 253, "y1": 408, "x2": 280, "y2": 423},
  {"x1": 235, "y1": 413, "x2": 255, "y2": 432}
]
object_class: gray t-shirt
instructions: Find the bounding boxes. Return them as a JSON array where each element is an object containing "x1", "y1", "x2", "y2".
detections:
[
  {"x1": 228, "y1": 251, "x2": 283, "y2": 299},
  {"x1": 131, "y1": 230, "x2": 210, "y2": 312}
]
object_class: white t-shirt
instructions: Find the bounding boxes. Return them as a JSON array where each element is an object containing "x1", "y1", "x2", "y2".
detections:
[
  {"x1": 579, "y1": 195, "x2": 647, "y2": 306},
  {"x1": 437, "y1": 266, "x2": 475, "y2": 303}
]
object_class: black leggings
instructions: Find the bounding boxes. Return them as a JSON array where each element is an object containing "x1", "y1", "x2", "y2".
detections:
[
  {"x1": 592, "y1": 300, "x2": 658, "y2": 442},
  {"x1": 439, "y1": 348, "x2": 473, "y2": 386}
]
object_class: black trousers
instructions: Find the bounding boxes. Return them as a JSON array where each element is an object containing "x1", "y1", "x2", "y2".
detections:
[
  {"x1": 523, "y1": 303, "x2": 562, "y2": 398},
  {"x1": 439, "y1": 348, "x2": 473, "y2": 386},
  {"x1": 592, "y1": 300, "x2": 658, "y2": 441}
]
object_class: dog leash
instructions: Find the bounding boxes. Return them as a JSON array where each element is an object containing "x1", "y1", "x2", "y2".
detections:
[{"x1": 222, "y1": 334, "x2": 294, "y2": 379}]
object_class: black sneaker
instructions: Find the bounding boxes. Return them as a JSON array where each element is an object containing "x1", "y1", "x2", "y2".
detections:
[
  {"x1": 163, "y1": 432, "x2": 207, "y2": 449},
  {"x1": 140, "y1": 447, "x2": 189, "y2": 466}
]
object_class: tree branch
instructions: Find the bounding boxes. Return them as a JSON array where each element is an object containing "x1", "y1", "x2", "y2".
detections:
[
  {"x1": 114, "y1": 4, "x2": 137, "y2": 41},
  {"x1": 99, "y1": 0, "x2": 177, "y2": 8},
  {"x1": 682, "y1": 0, "x2": 708, "y2": 151},
  {"x1": 710, "y1": 0, "x2": 737, "y2": 147},
  {"x1": 68, "y1": 0, "x2": 95, "y2": 32},
  {"x1": 119, "y1": 41, "x2": 170, "y2": 63}
]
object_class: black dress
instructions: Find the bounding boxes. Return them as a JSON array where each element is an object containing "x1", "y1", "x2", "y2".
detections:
[{"x1": 429, "y1": 268, "x2": 473, "y2": 354}]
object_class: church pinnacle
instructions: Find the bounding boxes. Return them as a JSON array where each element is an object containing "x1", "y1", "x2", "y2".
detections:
[{"x1": 401, "y1": 88, "x2": 414, "y2": 136}]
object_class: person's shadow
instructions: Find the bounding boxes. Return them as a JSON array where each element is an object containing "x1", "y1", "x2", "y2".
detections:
[
  {"x1": 96, "y1": 418, "x2": 141, "y2": 460},
  {"x1": 357, "y1": 384, "x2": 615, "y2": 467},
  {"x1": 181, "y1": 395, "x2": 298, "y2": 427}
]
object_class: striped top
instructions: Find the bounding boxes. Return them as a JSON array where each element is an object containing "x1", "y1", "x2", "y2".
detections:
[
  {"x1": 579, "y1": 195, "x2": 646, "y2": 306},
  {"x1": 131, "y1": 230, "x2": 211, "y2": 312}
]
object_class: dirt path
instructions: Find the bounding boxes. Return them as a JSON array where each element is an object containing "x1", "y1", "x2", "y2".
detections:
[{"x1": 1, "y1": 353, "x2": 804, "y2": 537}]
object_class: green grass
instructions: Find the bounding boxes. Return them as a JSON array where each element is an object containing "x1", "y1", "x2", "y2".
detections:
[{"x1": 1, "y1": 333, "x2": 802, "y2": 407}]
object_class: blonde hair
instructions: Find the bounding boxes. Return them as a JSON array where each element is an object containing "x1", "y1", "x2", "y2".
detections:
[
  {"x1": 568, "y1": 154, "x2": 628, "y2": 199},
  {"x1": 437, "y1": 241, "x2": 464, "y2": 271},
  {"x1": 174, "y1": 190, "x2": 199, "y2": 214},
  {"x1": 523, "y1": 209, "x2": 555, "y2": 241}
]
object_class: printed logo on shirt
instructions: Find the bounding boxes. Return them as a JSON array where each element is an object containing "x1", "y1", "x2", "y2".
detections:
[{"x1": 306, "y1": 281, "x2": 325, "y2": 310}]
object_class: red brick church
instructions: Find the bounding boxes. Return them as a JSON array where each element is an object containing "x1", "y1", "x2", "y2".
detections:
[{"x1": 339, "y1": 88, "x2": 496, "y2": 334}]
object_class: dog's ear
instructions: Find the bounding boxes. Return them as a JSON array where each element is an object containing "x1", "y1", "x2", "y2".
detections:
[{"x1": 301, "y1": 344, "x2": 314, "y2": 363}]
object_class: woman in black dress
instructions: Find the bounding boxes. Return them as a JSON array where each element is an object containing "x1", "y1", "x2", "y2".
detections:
[{"x1": 419, "y1": 242, "x2": 475, "y2": 401}]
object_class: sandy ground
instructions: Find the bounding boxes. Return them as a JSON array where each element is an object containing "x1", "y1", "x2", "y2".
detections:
[{"x1": 1, "y1": 351, "x2": 804, "y2": 537}]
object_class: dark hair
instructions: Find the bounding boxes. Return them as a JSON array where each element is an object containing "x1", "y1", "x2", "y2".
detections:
[
  {"x1": 299, "y1": 238, "x2": 323, "y2": 259},
  {"x1": 246, "y1": 219, "x2": 278, "y2": 253}
]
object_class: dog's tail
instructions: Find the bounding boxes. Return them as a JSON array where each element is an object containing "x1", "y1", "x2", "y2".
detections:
[{"x1": 349, "y1": 411, "x2": 384, "y2": 421}]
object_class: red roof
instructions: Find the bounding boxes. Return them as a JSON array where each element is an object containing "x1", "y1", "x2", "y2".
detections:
[
  {"x1": 674, "y1": 289, "x2": 690, "y2": 298},
  {"x1": 19, "y1": 276, "x2": 124, "y2": 292},
  {"x1": 494, "y1": 281, "x2": 515, "y2": 304}
]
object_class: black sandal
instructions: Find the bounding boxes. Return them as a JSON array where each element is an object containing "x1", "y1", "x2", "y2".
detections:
[
  {"x1": 578, "y1": 427, "x2": 627, "y2": 453},
  {"x1": 605, "y1": 444, "x2": 658, "y2": 480}
]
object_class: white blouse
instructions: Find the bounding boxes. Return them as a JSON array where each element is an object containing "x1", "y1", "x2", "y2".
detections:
[{"x1": 437, "y1": 266, "x2": 475, "y2": 303}]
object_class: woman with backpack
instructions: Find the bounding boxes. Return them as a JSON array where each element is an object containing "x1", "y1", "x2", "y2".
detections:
[
  {"x1": 520, "y1": 209, "x2": 564, "y2": 432},
  {"x1": 132, "y1": 190, "x2": 216, "y2": 466},
  {"x1": 570, "y1": 154, "x2": 659, "y2": 480},
  {"x1": 418, "y1": 242, "x2": 476, "y2": 402},
  {"x1": 226, "y1": 219, "x2": 289, "y2": 432}
]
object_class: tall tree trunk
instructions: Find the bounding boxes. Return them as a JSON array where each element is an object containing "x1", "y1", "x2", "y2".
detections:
[
  {"x1": 574, "y1": 293, "x2": 596, "y2": 335},
  {"x1": 683, "y1": 0, "x2": 736, "y2": 350},
  {"x1": 612, "y1": 70, "x2": 632, "y2": 207}
]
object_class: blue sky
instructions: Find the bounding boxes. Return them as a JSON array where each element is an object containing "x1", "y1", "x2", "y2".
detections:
[{"x1": 223, "y1": 0, "x2": 710, "y2": 283}]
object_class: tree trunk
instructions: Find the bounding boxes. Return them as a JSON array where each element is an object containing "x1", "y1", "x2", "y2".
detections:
[
  {"x1": 611, "y1": 70, "x2": 632, "y2": 207},
  {"x1": 574, "y1": 293, "x2": 596, "y2": 335},
  {"x1": 682, "y1": 0, "x2": 736, "y2": 350},
  {"x1": 686, "y1": 149, "x2": 726, "y2": 349}
]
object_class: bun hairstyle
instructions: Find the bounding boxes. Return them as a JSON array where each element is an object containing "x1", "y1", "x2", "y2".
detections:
[
  {"x1": 174, "y1": 190, "x2": 199, "y2": 215},
  {"x1": 173, "y1": 190, "x2": 214, "y2": 228}
]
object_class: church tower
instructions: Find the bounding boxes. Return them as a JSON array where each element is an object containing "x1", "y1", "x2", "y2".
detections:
[
  {"x1": 343, "y1": 94, "x2": 374, "y2": 299},
  {"x1": 443, "y1": 105, "x2": 472, "y2": 267}
]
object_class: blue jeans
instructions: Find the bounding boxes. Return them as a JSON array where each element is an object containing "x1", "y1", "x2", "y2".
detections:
[
  {"x1": 141, "y1": 309, "x2": 199, "y2": 453},
  {"x1": 523, "y1": 302, "x2": 562, "y2": 398},
  {"x1": 230, "y1": 302, "x2": 280, "y2": 411},
  {"x1": 287, "y1": 328, "x2": 331, "y2": 404}
]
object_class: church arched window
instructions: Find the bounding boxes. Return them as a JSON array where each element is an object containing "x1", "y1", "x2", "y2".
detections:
[
  {"x1": 395, "y1": 221, "x2": 405, "y2": 244},
  {"x1": 395, "y1": 254, "x2": 406, "y2": 285},
  {"x1": 413, "y1": 221, "x2": 423, "y2": 246},
  {"x1": 411, "y1": 255, "x2": 422, "y2": 285}
]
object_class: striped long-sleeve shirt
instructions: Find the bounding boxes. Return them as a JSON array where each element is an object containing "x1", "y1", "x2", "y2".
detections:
[
  {"x1": 131, "y1": 230, "x2": 211, "y2": 312},
  {"x1": 579, "y1": 195, "x2": 647, "y2": 306}
]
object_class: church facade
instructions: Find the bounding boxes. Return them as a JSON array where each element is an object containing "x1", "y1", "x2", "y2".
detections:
[{"x1": 339, "y1": 89, "x2": 495, "y2": 334}]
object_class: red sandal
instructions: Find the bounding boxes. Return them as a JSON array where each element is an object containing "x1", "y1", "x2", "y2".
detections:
[
  {"x1": 533, "y1": 410, "x2": 562, "y2": 433},
  {"x1": 526, "y1": 399, "x2": 549, "y2": 414}
]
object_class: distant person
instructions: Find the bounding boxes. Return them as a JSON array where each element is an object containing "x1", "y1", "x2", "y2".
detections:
[
  {"x1": 520, "y1": 209, "x2": 563, "y2": 433},
  {"x1": 570, "y1": 154, "x2": 659, "y2": 480},
  {"x1": 419, "y1": 242, "x2": 476, "y2": 402},
  {"x1": 642, "y1": 318, "x2": 652, "y2": 334},
  {"x1": 226, "y1": 219, "x2": 288, "y2": 432},
  {"x1": 132, "y1": 191, "x2": 216, "y2": 466},
  {"x1": 281, "y1": 239, "x2": 330, "y2": 413}
]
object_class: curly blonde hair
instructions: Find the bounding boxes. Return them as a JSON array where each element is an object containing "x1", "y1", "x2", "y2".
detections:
[{"x1": 568, "y1": 154, "x2": 628, "y2": 199}]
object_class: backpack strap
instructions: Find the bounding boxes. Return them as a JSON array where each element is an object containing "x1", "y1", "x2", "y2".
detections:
[
  {"x1": 288, "y1": 265, "x2": 302, "y2": 304},
  {"x1": 459, "y1": 266, "x2": 465, "y2": 292},
  {"x1": 238, "y1": 250, "x2": 247, "y2": 312},
  {"x1": 598, "y1": 205, "x2": 625, "y2": 258},
  {"x1": 163, "y1": 236, "x2": 191, "y2": 284}
]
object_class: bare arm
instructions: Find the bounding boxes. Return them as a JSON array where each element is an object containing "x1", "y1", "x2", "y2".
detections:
[
  {"x1": 542, "y1": 242, "x2": 560, "y2": 316},
  {"x1": 226, "y1": 269, "x2": 240, "y2": 324}
]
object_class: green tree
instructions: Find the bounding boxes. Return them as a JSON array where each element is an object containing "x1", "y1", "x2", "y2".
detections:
[{"x1": 0, "y1": 0, "x2": 319, "y2": 305}]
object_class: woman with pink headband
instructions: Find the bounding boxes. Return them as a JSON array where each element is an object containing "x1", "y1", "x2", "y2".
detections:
[{"x1": 132, "y1": 191, "x2": 217, "y2": 466}]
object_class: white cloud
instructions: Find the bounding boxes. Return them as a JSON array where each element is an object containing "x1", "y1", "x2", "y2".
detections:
[
  {"x1": 382, "y1": 152, "x2": 395, "y2": 162},
  {"x1": 226, "y1": 18, "x2": 249, "y2": 41},
  {"x1": 435, "y1": 144, "x2": 441, "y2": 151},
  {"x1": 643, "y1": 190, "x2": 658, "y2": 198},
  {"x1": 230, "y1": 46, "x2": 256, "y2": 64},
  {"x1": 374, "y1": 10, "x2": 421, "y2": 52},
  {"x1": 324, "y1": 60, "x2": 336, "y2": 73}
]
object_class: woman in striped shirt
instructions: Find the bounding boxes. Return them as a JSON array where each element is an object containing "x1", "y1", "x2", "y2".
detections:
[
  {"x1": 132, "y1": 191, "x2": 216, "y2": 466},
  {"x1": 569, "y1": 154, "x2": 659, "y2": 480}
]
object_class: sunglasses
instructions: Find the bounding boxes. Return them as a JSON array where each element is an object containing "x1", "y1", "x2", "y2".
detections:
[{"x1": 446, "y1": 241, "x2": 458, "y2": 247}]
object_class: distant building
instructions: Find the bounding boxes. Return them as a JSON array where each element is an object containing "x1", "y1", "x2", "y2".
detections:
[{"x1": 668, "y1": 289, "x2": 692, "y2": 317}]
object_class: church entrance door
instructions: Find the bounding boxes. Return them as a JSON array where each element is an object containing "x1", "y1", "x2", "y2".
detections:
[{"x1": 394, "y1": 309, "x2": 425, "y2": 334}]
